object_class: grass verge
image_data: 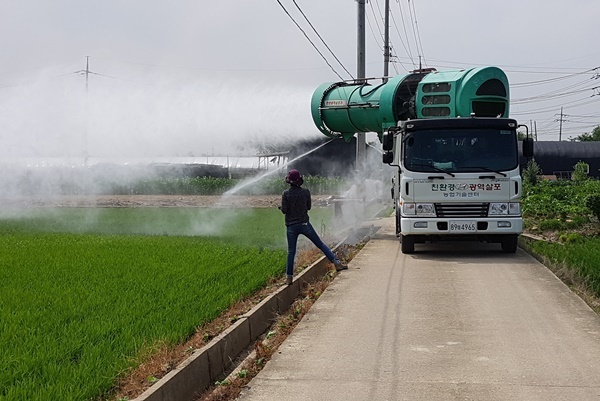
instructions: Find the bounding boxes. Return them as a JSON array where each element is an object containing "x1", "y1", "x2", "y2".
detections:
[{"x1": 520, "y1": 235, "x2": 600, "y2": 312}]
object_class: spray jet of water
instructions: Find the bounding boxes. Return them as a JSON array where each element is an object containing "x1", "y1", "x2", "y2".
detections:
[{"x1": 224, "y1": 138, "x2": 334, "y2": 196}]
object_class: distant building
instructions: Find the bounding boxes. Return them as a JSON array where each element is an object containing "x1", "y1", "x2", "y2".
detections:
[
  {"x1": 520, "y1": 141, "x2": 600, "y2": 179},
  {"x1": 285, "y1": 137, "x2": 383, "y2": 177}
]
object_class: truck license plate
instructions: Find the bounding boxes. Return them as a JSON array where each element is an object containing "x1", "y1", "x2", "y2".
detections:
[{"x1": 449, "y1": 221, "x2": 477, "y2": 232}]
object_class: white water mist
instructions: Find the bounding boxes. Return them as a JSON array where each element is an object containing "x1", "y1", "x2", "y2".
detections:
[{"x1": 223, "y1": 139, "x2": 334, "y2": 196}]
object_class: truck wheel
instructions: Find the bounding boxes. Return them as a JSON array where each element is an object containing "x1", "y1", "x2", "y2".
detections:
[
  {"x1": 401, "y1": 235, "x2": 415, "y2": 254},
  {"x1": 501, "y1": 235, "x2": 518, "y2": 253}
]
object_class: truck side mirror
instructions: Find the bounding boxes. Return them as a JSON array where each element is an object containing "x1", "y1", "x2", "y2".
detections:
[
  {"x1": 383, "y1": 127, "x2": 398, "y2": 151},
  {"x1": 383, "y1": 151, "x2": 394, "y2": 164},
  {"x1": 522, "y1": 137, "x2": 534, "y2": 158}
]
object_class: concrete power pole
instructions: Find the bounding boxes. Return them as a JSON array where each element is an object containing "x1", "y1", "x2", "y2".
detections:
[
  {"x1": 559, "y1": 106, "x2": 564, "y2": 141},
  {"x1": 355, "y1": 0, "x2": 366, "y2": 171},
  {"x1": 383, "y1": 0, "x2": 390, "y2": 83},
  {"x1": 81, "y1": 56, "x2": 90, "y2": 166}
]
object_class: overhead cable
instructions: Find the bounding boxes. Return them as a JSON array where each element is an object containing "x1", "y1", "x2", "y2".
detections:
[
  {"x1": 368, "y1": 0, "x2": 384, "y2": 42},
  {"x1": 389, "y1": 4, "x2": 415, "y2": 70},
  {"x1": 512, "y1": 82, "x2": 600, "y2": 104},
  {"x1": 291, "y1": 0, "x2": 354, "y2": 79},
  {"x1": 366, "y1": 13, "x2": 384, "y2": 52},
  {"x1": 393, "y1": 0, "x2": 416, "y2": 67},
  {"x1": 275, "y1": 0, "x2": 345, "y2": 80},
  {"x1": 407, "y1": 0, "x2": 426, "y2": 67},
  {"x1": 366, "y1": 0, "x2": 400, "y2": 73},
  {"x1": 510, "y1": 96, "x2": 600, "y2": 116},
  {"x1": 512, "y1": 67, "x2": 600, "y2": 87}
]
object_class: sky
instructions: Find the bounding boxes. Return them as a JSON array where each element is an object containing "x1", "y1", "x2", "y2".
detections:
[{"x1": 0, "y1": 0, "x2": 599, "y2": 161}]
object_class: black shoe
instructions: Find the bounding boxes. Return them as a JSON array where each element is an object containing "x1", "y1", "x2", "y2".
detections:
[
  {"x1": 334, "y1": 260, "x2": 348, "y2": 271},
  {"x1": 286, "y1": 276, "x2": 293, "y2": 285}
]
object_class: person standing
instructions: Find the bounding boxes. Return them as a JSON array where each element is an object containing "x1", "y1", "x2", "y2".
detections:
[{"x1": 280, "y1": 169, "x2": 347, "y2": 285}]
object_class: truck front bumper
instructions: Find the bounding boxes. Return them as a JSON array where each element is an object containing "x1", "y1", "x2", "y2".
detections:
[{"x1": 400, "y1": 217, "x2": 523, "y2": 236}]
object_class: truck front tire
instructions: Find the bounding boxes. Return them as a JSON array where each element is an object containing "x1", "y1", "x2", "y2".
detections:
[
  {"x1": 501, "y1": 234, "x2": 519, "y2": 253},
  {"x1": 401, "y1": 235, "x2": 415, "y2": 254}
]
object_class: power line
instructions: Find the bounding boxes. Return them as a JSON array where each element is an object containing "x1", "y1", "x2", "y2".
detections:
[
  {"x1": 291, "y1": 0, "x2": 354, "y2": 79},
  {"x1": 393, "y1": 0, "x2": 416, "y2": 67},
  {"x1": 511, "y1": 97, "x2": 600, "y2": 116},
  {"x1": 365, "y1": 11, "x2": 384, "y2": 53},
  {"x1": 368, "y1": 0, "x2": 384, "y2": 44},
  {"x1": 275, "y1": 0, "x2": 346, "y2": 80},
  {"x1": 407, "y1": 0, "x2": 426, "y2": 67},
  {"x1": 388, "y1": 4, "x2": 415, "y2": 70},
  {"x1": 408, "y1": 55, "x2": 599, "y2": 74},
  {"x1": 366, "y1": 0, "x2": 403, "y2": 74},
  {"x1": 0, "y1": 72, "x2": 76, "y2": 89},
  {"x1": 512, "y1": 83, "x2": 600, "y2": 104},
  {"x1": 511, "y1": 67, "x2": 599, "y2": 87}
]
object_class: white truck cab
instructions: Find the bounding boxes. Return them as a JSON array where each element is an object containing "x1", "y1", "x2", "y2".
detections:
[{"x1": 383, "y1": 117, "x2": 534, "y2": 254}]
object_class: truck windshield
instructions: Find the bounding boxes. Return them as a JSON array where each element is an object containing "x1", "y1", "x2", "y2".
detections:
[{"x1": 403, "y1": 128, "x2": 518, "y2": 173}]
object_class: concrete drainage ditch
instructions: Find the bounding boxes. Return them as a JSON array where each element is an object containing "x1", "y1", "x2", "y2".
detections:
[{"x1": 132, "y1": 224, "x2": 379, "y2": 401}]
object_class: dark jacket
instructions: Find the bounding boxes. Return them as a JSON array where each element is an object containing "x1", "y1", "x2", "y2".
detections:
[{"x1": 281, "y1": 185, "x2": 311, "y2": 226}]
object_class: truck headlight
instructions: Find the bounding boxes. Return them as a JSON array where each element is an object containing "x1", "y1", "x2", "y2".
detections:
[
  {"x1": 404, "y1": 203, "x2": 435, "y2": 216},
  {"x1": 489, "y1": 203, "x2": 509, "y2": 215},
  {"x1": 489, "y1": 202, "x2": 521, "y2": 216},
  {"x1": 416, "y1": 203, "x2": 435, "y2": 216}
]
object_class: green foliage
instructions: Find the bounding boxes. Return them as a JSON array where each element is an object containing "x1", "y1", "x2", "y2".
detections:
[
  {"x1": 521, "y1": 177, "x2": 600, "y2": 306},
  {"x1": 538, "y1": 218, "x2": 563, "y2": 231},
  {"x1": 572, "y1": 161, "x2": 589, "y2": 182},
  {"x1": 527, "y1": 237, "x2": 600, "y2": 297},
  {"x1": 0, "y1": 207, "x2": 340, "y2": 401},
  {"x1": 522, "y1": 158, "x2": 543, "y2": 186},
  {"x1": 112, "y1": 176, "x2": 349, "y2": 196},
  {"x1": 570, "y1": 125, "x2": 600, "y2": 142},
  {"x1": 522, "y1": 179, "x2": 600, "y2": 225},
  {"x1": 586, "y1": 194, "x2": 600, "y2": 220},
  {"x1": 523, "y1": 182, "x2": 584, "y2": 220},
  {"x1": 116, "y1": 177, "x2": 234, "y2": 195},
  {"x1": 21, "y1": 175, "x2": 350, "y2": 197},
  {"x1": 558, "y1": 232, "x2": 584, "y2": 244},
  {"x1": 565, "y1": 215, "x2": 590, "y2": 228}
]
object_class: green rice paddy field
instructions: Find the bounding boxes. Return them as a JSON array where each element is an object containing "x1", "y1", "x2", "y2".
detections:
[{"x1": 0, "y1": 207, "x2": 334, "y2": 401}]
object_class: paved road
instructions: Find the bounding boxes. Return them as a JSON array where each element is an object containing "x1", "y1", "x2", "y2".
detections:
[{"x1": 237, "y1": 216, "x2": 600, "y2": 401}]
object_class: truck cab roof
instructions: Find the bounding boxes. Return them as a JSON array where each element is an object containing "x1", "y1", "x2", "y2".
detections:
[{"x1": 401, "y1": 117, "x2": 518, "y2": 132}]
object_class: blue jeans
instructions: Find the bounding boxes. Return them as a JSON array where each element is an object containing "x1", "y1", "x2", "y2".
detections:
[{"x1": 286, "y1": 222, "x2": 335, "y2": 277}]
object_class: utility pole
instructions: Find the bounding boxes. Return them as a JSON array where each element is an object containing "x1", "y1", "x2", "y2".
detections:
[
  {"x1": 76, "y1": 56, "x2": 91, "y2": 166},
  {"x1": 558, "y1": 106, "x2": 564, "y2": 141},
  {"x1": 85, "y1": 55, "x2": 89, "y2": 92},
  {"x1": 84, "y1": 56, "x2": 90, "y2": 165},
  {"x1": 355, "y1": 0, "x2": 367, "y2": 171},
  {"x1": 383, "y1": 0, "x2": 390, "y2": 83},
  {"x1": 74, "y1": 57, "x2": 105, "y2": 169},
  {"x1": 357, "y1": 0, "x2": 366, "y2": 82}
]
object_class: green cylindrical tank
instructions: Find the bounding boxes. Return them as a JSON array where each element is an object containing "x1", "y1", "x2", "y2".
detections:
[
  {"x1": 311, "y1": 66, "x2": 509, "y2": 141},
  {"x1": 416, "y1": 66, "x2": 509, "y2": 119}
]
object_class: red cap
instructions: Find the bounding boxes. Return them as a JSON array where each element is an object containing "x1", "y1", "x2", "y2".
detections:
[{"x1": 285, "y1": 169, "x2": 303, "y2": 186}]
